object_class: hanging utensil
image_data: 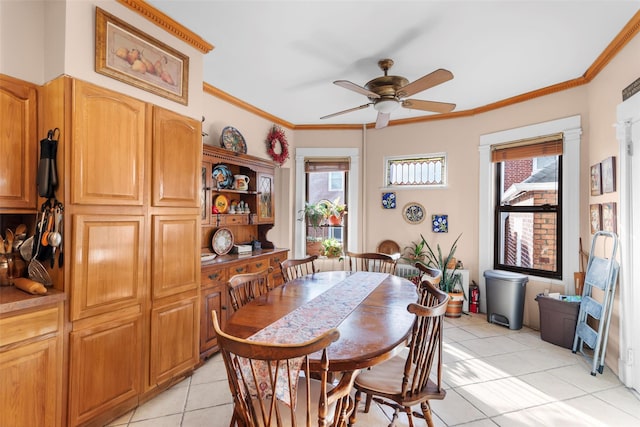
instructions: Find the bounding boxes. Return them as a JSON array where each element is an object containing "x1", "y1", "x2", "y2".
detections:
[
  {"x1": 29, "y1": 203, "x2": 53, "y2": 286},
  {"x1": 5, "y1": 229, "x2": 14, "y2": 255}
]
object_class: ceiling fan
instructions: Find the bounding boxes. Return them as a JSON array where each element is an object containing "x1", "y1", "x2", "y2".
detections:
[{"x1": 321, "y1": 59, "x2": 456, "y2": 129}]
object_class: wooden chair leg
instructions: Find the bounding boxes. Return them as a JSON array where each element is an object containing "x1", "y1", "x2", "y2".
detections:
[
  {"x1": 420, "y1": 401, "x2": 435, "y2": 427},
  {"x1": 349, "y1": 390, "x2": 362, "y2": 426},
  {"x1": 364, "y1": 393, "x2": 373, "y2": 413}
]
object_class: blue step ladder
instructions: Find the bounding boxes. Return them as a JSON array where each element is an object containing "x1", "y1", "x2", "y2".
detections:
[{"x1": 572, "y1": 231, "x2": 619, "y2": 376}]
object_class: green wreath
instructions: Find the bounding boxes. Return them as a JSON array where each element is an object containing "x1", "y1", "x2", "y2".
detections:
[{"x1": 266, "y1": 125, "x2": 289, "y2": 165}]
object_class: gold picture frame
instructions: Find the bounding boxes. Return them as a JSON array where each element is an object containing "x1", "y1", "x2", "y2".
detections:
[{"x1": 95, "y1": 7, "x2": 189, "y2": 105}]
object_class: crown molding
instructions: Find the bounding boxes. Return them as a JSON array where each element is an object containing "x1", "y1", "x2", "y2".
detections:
[
  {"x1": 116, "y1": 0, "x2": 213, "y2": 53},
  {"x1": 203, "y1": 83, "x2": 294, "y2": 130}
]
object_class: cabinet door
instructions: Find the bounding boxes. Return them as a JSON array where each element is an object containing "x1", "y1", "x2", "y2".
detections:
[
  {"x1": 257, "y1": 172, "x2": 275, "y2": 223},
  {"x1": 152, "y1": 214, "x2": 200, "y2": 300},
  {"x1": 0, "y1": 336, "x2": 61, "y2": 427},
  {"x1": 68, "y1": 311, "x2": 143, "y2": 426},
  {"x1": 0, "y1": 76, "x2": 37, "y2": 210},
  {"x1": 201, "y1": 161, "x2": 212, "y2": 224},
  {"x1": 72, "y1": 80, "x2": 146, "y2": 205},
  {"x1": 200, "y1": 285, "x2": 228, "y2": 356},
  {"x1": 152, "y1": 107, "x2": 201, "y2": 207},
  {"x1": 71, "y1": 215, "x2": 145, "y2": 321},
  {"x1": 150, "y1": 295, "x2": 199, "y2": 385}
]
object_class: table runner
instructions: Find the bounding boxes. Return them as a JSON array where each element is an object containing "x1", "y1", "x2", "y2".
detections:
[{"x1": 237, "y1": 272, "x2": 389, "y2": 406}]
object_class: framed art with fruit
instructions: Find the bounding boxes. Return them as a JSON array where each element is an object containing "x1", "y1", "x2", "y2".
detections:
[{"x1": 95, "y1": 7, "x2": 189, "y2": 105}]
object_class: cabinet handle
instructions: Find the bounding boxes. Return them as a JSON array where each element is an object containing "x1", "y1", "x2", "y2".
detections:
[
  {"x1": 256, "y1": 262, "x2": 263, "y2": 268},
  {"x1": 221, "y1": 305, "x2": 227, "y2": 310},
  {"x1": 236, "y1": 268, "x2": 244, "y2": 273},
  {"x1": 208, "y1": 273, "x2": 220, "y2": 280}
]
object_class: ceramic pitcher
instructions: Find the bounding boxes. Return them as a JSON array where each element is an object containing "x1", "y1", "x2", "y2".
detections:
[{"x1": 234, "y1": 175, "x2": 250, "y2": 191}]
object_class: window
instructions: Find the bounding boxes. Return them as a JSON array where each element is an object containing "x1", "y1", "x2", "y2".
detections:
[
  {"x1": 493, "y1": 138, "x2": 563, "y2": 279},
  {"x1": 385, "y1": 154, "x2": 446, "y2": 187},
  {"x1": 328, "y1": 171, "x2": 344, "y2": 191},
  {"x1": 304, "y1": 159, "x2": 349, "y2": 256}
]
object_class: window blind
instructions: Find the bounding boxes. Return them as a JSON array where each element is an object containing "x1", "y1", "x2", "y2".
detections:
[
  {"x1": 491, "y1": 134, "x2": 563, "y2": 162},
  {"x1": 304, "y1": 158, "x2": 350, "y2": 172}
]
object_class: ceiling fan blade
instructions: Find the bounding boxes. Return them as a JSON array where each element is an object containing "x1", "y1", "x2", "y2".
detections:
[
  {"x1": 320, "y1": 103, "x2": 371, "y2": 120},
  {"x1": 402, "y1": 99, "x2": 456, "y2": 113},
  {"x1": 375, "y1": 112, "x2": 390, "y2": 129},
  {"x1": 397, "y1": 69, "x2": 453, "y2": 98},
  {"x1": 334, "y1": 80, "x2": 381, "y2": 99}
]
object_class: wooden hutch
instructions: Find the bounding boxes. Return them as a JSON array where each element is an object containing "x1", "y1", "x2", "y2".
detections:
[{"x1": 199, "y1": 145, "x2": 288, "y2": 359}]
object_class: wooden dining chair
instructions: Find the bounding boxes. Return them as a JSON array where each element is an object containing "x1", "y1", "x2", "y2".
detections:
[
  {"x1": 346, "y1": 252, "x2": 397, "y2": 274},
  {"x1": 280, "y1": 255, "x2": 318, "y2": 282},
  {"x1": 349, "y1": 280, "x2": 449, "y2": 427},
  {"x1": 414, "y1": 262, "x2": 442, "y2": 288},
  {"x1": 227, "y1": 266, "x2": 274, "y2": 311},
  {"x1": 211, "y1": 311, "x2": 358, "y2": 427}
]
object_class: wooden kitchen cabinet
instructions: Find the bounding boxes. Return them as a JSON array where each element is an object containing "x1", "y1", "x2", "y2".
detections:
[
  {"x1": 0, "y1": 292, "x2": 65, "y2": 427},
  {"x1": 149, "y1": 293, "x2": 199, "y2": 386},
  {"x1": 199, "y1": 249, "x2": 288, "y2": 358},
  {"x1": 0, "y1": 75, "x2": 38, "y2": 212},
  {"x1": 68, "y1": 308, "x2": 143, "y2": 426},
  {"x1": 152, "y1": 107, "x2": 201, "y2": 208},
  {"x1": 39, "y1": 76, "x2": 201, "y2": 426},
  {"x1": 71, "y1": 80, "x2": 146, "y2": 206}
]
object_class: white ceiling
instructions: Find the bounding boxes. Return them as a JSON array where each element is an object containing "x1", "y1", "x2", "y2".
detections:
[{"x1": 148, "y1": 1, "x2": 640, "y2": 127}]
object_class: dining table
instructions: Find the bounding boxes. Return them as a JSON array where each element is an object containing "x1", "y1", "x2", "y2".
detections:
[{"x1": 223, "y1": 270, "x2": 419, "y2": 372}]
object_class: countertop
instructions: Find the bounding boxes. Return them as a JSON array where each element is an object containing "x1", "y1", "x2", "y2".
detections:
[{"x1": 0, "y1": 285, "x2": 65, "y2": 315}]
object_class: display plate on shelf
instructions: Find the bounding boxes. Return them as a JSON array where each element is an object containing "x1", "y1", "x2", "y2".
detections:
[
  {"x1": 220, "y1": 126, "x2": 247, "y2": 154},
  {"x1": 212, "y1": 164, "x2": 234, "y2": 189},
  {"x1": 403, "y1": 202, "x2": 426, "y2": 225},
  {"x1": 214, "y1": 194, "x2": 229, "y2": 213},
  {"x1": 212, "y1": 227, "x2": 234, "y2": 255},
  {"x1": 201, "y1": 253, "x2": 217, "y2": 263}
]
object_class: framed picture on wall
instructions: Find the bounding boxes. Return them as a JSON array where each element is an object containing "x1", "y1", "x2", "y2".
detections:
[
  {"x1": 590, "y1": 204, "x2": 602, "y2": 234},
  {"x1": 95, "y1": 7, "x2": 189, "y2": 105},
  {"x1": 602, "y1": 202, "x2": 617, "y2": 233},
  {"x1": 601, "y1": 156, "x2": 616, "y2": 193},
  {"x1": 590, "y1": 163, "x2": 602, "y2": 196}
]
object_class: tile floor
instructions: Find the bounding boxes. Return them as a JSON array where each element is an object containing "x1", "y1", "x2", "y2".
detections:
[{"x1": 106, "y1": 313, "x2": 640, "y2": 426}]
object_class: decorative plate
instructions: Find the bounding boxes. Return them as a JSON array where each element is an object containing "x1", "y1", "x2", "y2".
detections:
[
  {"x1": 212, "y1": 227, "x2": 234, "y2": 255},
  {"x1": 214, "y1": 194, "x2": 229, "y2": 214},
  {"x1": 212, "y1": 164, "x2": 234, "y2": 189},
  {"x1": 403, "y1": 202, "x2": 426, "y2": 225},
  {"x1": 220, "y1": 126, "x2": 247, "y2": 154}
]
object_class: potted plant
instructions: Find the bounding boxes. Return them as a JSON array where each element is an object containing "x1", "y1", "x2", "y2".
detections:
[
  {"x1": 401, "y1": 239, "x2": 428, "y2": 264},
  {"x1": 418, "y1": 233, "x2": 464, "y2": 317},
  {"x1": 298, "y1": 202, "x2": 328, "y2": 256},
  {"x1": 319, "y1": 197, "x2": 346, "y2": 226},
  {"x1": 321, "y1": 237, "x2": 343, "y2": 258}
]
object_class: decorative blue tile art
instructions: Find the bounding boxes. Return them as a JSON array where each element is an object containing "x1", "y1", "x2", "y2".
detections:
[
  {"x1": 432, "y1": 215, "x2": 448, "y2": 233},
  {"x1": 382, "y1": 192, "x2": 396, "y2": 209}
]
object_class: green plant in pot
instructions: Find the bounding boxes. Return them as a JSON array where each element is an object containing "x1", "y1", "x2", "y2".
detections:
[
  {"x1": 321, "y1": 237, "x2": 343, "y2": 258},
  {"x1": 298, "y1": 201, "x2": 327, "y2": 241},
  {"x1": 401, "y1": 239, "x2": 428, "y2": 264},
  {"x1": 319, "y1": 197, "x2": 346, "y2": 225},
  {"x1": 418, "y1": 233, "x2": 463, "y2": 294}
]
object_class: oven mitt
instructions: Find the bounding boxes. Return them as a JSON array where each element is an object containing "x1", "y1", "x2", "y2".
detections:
[{"x1": 37, "y1": 128, "x2": 59, "y2": 198}]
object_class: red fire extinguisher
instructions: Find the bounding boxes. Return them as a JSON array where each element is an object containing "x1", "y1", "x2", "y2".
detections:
[{"x1": 469, "y1": 280, "x2": 480, "y2": 313}]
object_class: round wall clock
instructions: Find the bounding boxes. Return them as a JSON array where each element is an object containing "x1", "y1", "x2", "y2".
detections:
[{"x1": 403, "y1": 202, "x2": 426, "y2": 224}]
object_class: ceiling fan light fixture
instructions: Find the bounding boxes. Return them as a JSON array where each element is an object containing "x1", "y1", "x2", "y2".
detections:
[{"x1": 373, "y1": 98, "x2": 400, "y2": 114}]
